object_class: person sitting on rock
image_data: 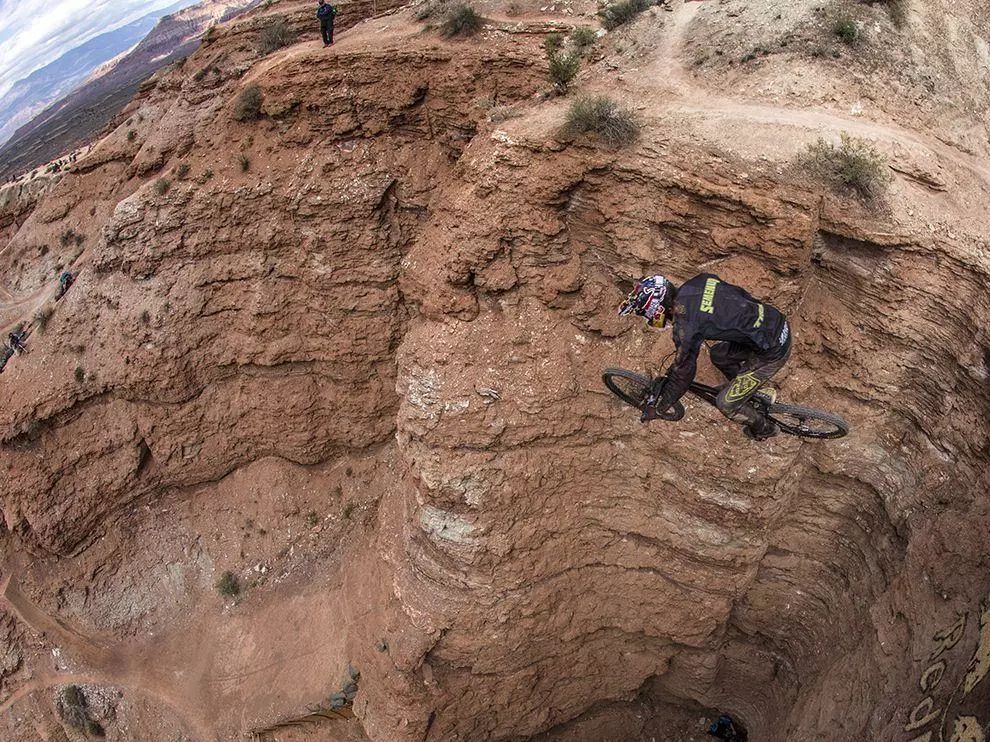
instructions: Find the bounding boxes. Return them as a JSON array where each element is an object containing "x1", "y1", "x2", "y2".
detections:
[
  {"x1": 618, "y1": 273, "x2": 791, "y2": 440},
  {"x1": 8, "y1": 331, "x2": 26, "y2": 354},
  {"x1": 708, "y1": 713, "x2": 746, "y2": 741},
  {"x1": 317, "y1": 0, "x2": 337, "y2": 47},
  {"x1": 55, "y1": 271, "x2": 74, "y2": 300}
]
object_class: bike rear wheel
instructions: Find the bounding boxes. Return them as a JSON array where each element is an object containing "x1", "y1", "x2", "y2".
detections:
[
  {"x1": 765, "y1": 402, "x2": 849, "y2": 439},
  {"x1": 601, "y1": 368, "x2": 685, "y2": 421}
]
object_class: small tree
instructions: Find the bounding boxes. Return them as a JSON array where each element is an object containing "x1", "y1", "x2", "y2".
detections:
[
  {"x1": 548, "y1": 50, "x2": 580, "y2": 93},
  {"x1": 234, "y1": 85, "x2": 264, "y2": 122}
]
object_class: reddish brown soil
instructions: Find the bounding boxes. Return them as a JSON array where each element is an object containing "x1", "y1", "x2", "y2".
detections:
[{"x1": 1, "y1": 0, "x2": 989, "y2": 740}]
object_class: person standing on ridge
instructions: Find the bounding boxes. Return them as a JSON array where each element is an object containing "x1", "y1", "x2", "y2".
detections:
[
  {"x1": 317, "y1": 0, "x2": 337, "y2": 47},
  {"x1": 618, "y1": 273, "x2": 792, "y2": 440}
]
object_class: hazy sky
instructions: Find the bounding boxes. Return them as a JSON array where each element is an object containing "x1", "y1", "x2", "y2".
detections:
[{"x1": 0, "y1": 0, "x2": 199, "y2": 100}]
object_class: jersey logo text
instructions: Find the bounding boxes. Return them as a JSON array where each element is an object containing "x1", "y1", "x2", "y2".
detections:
[{"x1": 700, "y1": 278, "x2": 719, "y2": 314}]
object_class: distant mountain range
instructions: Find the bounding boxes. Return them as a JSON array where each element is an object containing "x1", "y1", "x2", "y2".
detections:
[
  {"x1": 0, "y1": 0, "x2": 259, "y2": 180},
  {"x1": 0, "y1": 0, "x2": 196, "y2": 148}
]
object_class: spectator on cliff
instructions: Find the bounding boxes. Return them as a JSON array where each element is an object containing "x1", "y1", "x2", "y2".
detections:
[
  {"x1": 317, "y1": 0, "x2": 337, "y2": 47},
  {"x1": 55, "y1": 271, "x2": 74, "y2": 300},
  {"x1": 708, "y1": 714, "x2": 746, "y2": 741},
  {"x1": 8, "y1": 331, "x2": 26, "y2": 355}
]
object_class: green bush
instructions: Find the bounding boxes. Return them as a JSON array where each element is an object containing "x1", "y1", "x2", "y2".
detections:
[
  {"x1": 74, "y1": 366, "x2": 85, "y2": 382},
  {"x1": 217, "y1": 571, "x2": 240, "y2": 597},
  {"x1": 238, "y1": 154, "x2": 251, "y2": 172},
  {"x1": 598, "y1": 0, "x2": 653, "y2": 30},
  {"x1": 234, "y1": 85, "x2": 264, "y2": 122},
  {"x1": 799, "y1": 133, "x2": 891, "y2": 201},
  {"x1": 200, "y1": 168, "x2": 214, "y2": 183},
  {"x1": 544, "y1": 32, "x2": 563, "y2": 56},
  {"x1": 548, "y1": 51, "x2": 581, "y2": 93},
  {"x1": 256, "y1": 17, "x2": 298, "y2": 55},
  {"x1": 833, "y1": 16, "x2": 859, "y2": 43},
  {"x1": 442, "y1": 4, "x2": 482, "y2": 36},
  {"x1": 57, "y1": 685, "x2": 104, "y2": 737},
  {"x1": 563, "y1": 95, "x2": 639, "y2": 146},
  {"x1": 176, "y1": 163, "x2": 190, "y2": 179},
  {"x1": 127, "y1": 129, "x2": 137, "y2": 142},
  {"x1": 571, "y1": 27, "x2": 598, "y2": 49},
  {"x1": 153, "y1": 178, "x2": 170, "y2": 196}
]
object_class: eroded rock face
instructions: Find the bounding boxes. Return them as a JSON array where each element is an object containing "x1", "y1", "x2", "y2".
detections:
[{"x1": 1, "y1": 1, "x2": 989, "y2": 740}]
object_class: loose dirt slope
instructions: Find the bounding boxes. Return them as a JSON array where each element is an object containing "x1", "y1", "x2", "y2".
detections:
[{"x1": 1, "y1": 0, "x2": 989, "y2": 740}]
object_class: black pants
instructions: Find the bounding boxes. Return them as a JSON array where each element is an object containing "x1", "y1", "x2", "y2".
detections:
[
  {"x1": 711, "y1": 327, "x2": 791, "y2": 428},
  {"x1": 321, "y1": 21, "x2": 334, "y2": 44}
]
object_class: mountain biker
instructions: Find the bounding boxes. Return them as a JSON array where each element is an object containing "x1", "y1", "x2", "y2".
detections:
[{"x1": 618, "y1": 273, "x2": 792, "y2": 440}]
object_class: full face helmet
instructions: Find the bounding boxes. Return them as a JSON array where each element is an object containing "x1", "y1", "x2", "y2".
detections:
[{"x1": 618, "y1": 275, "x2": 676, "y2": 328}]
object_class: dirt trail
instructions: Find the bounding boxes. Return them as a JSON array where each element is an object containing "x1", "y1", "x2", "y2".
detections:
[
  {"x1": 0, "y1": 573, "x2": 212, "y2": 738},
  {"x1": 639, "y1": 0, "x2": 990, "y2": 188}
]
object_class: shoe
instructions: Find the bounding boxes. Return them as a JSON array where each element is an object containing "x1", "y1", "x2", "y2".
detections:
[{"x1": 754, "y1": 384, "x2": 777, "y2": 405}]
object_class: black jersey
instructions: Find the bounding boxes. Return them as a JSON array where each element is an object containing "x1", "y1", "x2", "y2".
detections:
[{"x1": 658, "y1": 273, "x2": 788, "y2": 408}]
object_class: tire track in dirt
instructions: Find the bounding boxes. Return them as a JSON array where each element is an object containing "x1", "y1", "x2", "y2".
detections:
[{"x1": 646, "y1": 0, "x2": 990, "y2": 188}]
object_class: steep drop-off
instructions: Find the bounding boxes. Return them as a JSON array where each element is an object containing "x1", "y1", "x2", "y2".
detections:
[{"x1": 1, "y1": 0, "x2": 989, "y2": 740}]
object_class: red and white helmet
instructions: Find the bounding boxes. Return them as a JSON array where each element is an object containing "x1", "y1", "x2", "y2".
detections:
[{"x1": 618, "y1": 275, "x2": 675, "y2": 328}]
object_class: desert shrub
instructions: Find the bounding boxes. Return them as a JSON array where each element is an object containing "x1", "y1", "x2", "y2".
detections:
[
  {"x1": 598, "y1": 0, "x2": 653, "y2": 30},
  {"x1": 57, "y1": 685, "x2": 104, "y2": 736},
  {"x1": 548, "y1": 50, "x2": 581, "y2": 93},
  {"x1": 59, "y1": 229, "x2": 83, "y2": 247},
  {"x1": 833, "y1": 16, "x2": 860, "y2": 43},
  {"x1": 238, "y1": 154, "x2": 251, "y2": 172},
  {"x1": 563, "y1": 95, "x2": 639, "y2": 145},
  {"x1": 544, "y1": 32, "x2": 563, "y2": 56},
  {"x1": 256, "y1": 17, "x2": 298, "y2": 55},
  {"x1": 176, "y1": 163, "x2": 190, "y2": 179},
  {"x1": 799, "y1": 133, "x2": 891, "y2": 200},
  {"x1": 34, "y1": 305, "x2": 54, "y2": 333},
  {"x1": 216, "y1": 571, "x2": 240, "y2": 597},
  {"x1": 153, "y1": 178, "x2": 170, "y2": 196},
  {"x1": 140, "y1": 309, "x2": 151, "y2": 324},
  {"x1": 442, "y1": 4, "x2": 482, "y2": 36},
  {"x1": 306, "y1": 511, "x2": 319, "y2": 526},
  {"x1": 489, "y1": 105, "x2": 520, "y2": 123},
  {"x1": 415, "y1": 0, "x2": 450, "y2": 20},
  {"x1": 74, "y1": 366, "x2": 85, "y2": 382},
  {"x1": 234, "y1": 85, "x2": 264, "y2": 122},
  {"x1": 200, "y1": 168, "x2": 215, "y2": 183},
  {"x1": 203, "y1": 25, "x2": 218, "y2": 45},
  {"x1": 127, "y1": 129, "x2": 137, "y2": 142},
  {"x1": 571, "y1": 27, "x2": 598, "y2": 49},
  {"x1": 343, "y1": 502, "x2": 356, "y2": 519}
]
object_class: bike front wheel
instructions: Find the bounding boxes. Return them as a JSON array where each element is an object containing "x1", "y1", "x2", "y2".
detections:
[
  {"x1": 601, "y1": 368, "x2": 685, "y2": 421},
  {"x1": 765, "y1": 402, "x2": 849, "y2": 439}
]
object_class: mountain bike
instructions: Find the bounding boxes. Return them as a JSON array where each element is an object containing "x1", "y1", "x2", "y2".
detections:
[{"x1": 602, "y1": 367, "x2": 849, "y2": 440}]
